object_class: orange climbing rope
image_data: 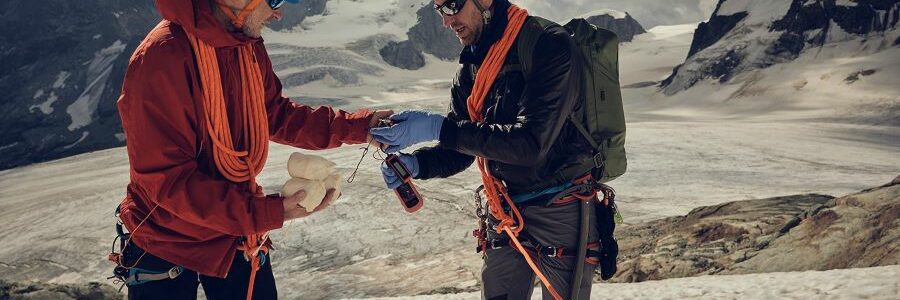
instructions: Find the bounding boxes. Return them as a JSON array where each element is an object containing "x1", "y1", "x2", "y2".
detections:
[
  {"x1": 188, "y1": 34, "x2": 269, "y2": 192},
  {"x1": 187, "y1": 30, "x2": 270, "y2": 300},
  {"x1": 466, "y1": 5, "x2": 563, "y2": 300},
  {"x1": 216, "y1": 0, "x2": 266, "y2": 28}
]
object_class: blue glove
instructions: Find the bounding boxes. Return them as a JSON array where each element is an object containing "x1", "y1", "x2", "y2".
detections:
[
  {"x1": 381, "y1": 154, "x2": 419, "y2": 189},
  {"x1": 369, "y1": 110, "x2": 444, "y2": 153}
]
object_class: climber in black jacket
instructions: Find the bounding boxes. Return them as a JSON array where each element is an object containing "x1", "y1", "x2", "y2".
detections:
[{"x1": 370, "y1": 0, "x2": 601, "y2": 299}]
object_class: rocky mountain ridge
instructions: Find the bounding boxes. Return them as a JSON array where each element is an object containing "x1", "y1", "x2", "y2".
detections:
[{"x1": 661, "y1": 0, "x2": 900, "y2": 94}]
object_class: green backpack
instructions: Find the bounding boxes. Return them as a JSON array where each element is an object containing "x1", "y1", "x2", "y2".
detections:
[{"x1": 517, "y1": 17, "x2": 628, "y2": 183}]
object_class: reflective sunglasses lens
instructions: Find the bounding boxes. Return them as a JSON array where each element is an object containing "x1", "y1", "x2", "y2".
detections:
[
  {"x1": 269, "y1": 0, "x2": 284, "y2": 9},
  {"x1": 435, "y1": 0, "x2": 463, "y2": 16},
  {"x1": 439, "y1": 6, "x2": 456, "y2": 16}
]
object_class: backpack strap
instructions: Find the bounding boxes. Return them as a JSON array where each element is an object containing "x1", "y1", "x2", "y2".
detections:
[
  {"x1": 516, "y1": 16, "x2": 557, "y2": 81},
  {"x1": 569, "y1": 115, "x2": 604, "y2": 169},
  {"x1": 518, "y1": 17, "x2": 605, "y2": 170}
]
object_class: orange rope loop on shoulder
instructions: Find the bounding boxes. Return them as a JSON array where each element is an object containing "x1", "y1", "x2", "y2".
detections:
[
  {"x1": 186, "y1": 33, "x2": 269, "y2": 193},
  {"x1": 466, "y1": 5, "x2": 563, "y2": 300},
  {"x1": 186, "y1": 31, "x2": 270, "y2": 300}
]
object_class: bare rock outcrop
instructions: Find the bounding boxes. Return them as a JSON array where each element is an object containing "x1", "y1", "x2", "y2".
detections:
[
  {"x1": 611, "y1": 175, "x2": 900, "y2": 282},
  {"x1": 0, "y1": 280, "x2": 119, "y2": 300}
]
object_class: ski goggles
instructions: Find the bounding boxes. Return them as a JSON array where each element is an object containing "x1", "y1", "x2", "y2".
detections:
[{"x1": 434, "y1": 0, "x2": 467, "y2": 17}]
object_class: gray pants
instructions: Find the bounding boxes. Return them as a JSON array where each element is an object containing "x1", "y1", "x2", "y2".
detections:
[{"x1": 481, "y1": 198, "x2": 599, "y2": 300}]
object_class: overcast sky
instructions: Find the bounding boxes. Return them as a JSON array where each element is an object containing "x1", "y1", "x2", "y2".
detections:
[{"x1": 514, "y1": 0, "x2": 718, "y2": 28}]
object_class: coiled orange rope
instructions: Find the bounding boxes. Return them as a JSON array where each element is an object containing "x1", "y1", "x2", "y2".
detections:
[
  {"x1": 188, "y1": 34, "x2": 269, "y2": 192},
  {"x1": 187, "y1": 32, "x2": 270, "y2": 300},
  {"x1": 466, "y1": 5, "x2": 563, "y2": 300}
]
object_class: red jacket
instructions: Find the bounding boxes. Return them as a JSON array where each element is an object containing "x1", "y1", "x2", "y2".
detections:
[{"x1": 117, "y1": 0, "x2": 373, "y2": 277}]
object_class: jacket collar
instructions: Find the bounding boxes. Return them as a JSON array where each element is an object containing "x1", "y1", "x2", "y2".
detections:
[{"x1": 459, "y1": 0, "x2": 510, "y2": 65}]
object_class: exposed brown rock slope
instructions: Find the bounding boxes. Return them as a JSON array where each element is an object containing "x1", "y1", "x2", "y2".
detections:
[
  {"x1": 0, "y1": 280, "x2": 120, "y2": 300},
  {"x1": 611, "y1": 175, "x2": 900, "y2": 283}
]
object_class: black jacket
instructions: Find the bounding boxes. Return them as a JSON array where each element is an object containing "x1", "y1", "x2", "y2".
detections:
[{"x1": 413, "y1": 1, "x2": 592, "y2": 195}]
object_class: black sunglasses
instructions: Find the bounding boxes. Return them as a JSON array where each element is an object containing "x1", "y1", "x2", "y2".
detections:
[{"x1": 434, "y1": 0, "x2": 467, "y2": 17}]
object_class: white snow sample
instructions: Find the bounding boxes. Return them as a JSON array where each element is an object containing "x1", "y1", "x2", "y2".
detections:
[
  {"x1": 282, "y1": 177, "x2": 327, "y2": 212},
  {"x1": 287, "y1": 152, "x2": 336, "y2": 180},
  {"x1": 322, "y1": 172, "x2": 342, "y2": 197}
]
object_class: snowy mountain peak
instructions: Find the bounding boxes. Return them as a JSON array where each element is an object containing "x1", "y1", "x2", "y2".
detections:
[
  {"x1": 582, "y1": 10, "x2": 647, "y2": 42},
  {"x1": 661, "y1": 0, "x2": 900, "y2": 95},
  {"x1": 580, "y1": 9, "x2": 628, "y2": 19},
  {"x1": 714, "y1": 0, "x2": 794, "y2": 24},
  {"x1": 0, "y1": 0, "x2": 160, "y2": 170}
]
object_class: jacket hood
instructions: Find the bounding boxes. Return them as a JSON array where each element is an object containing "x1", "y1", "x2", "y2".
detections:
[{"x1": 155, "y1": 0, "x2": 259, "y2": 47}]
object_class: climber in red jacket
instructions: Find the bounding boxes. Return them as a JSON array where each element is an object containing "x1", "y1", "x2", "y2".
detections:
[{"x1": 112, "y1": 0, "x2": 391, "y2": 298}]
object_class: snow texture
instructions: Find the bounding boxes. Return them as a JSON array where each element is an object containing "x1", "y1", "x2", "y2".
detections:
[
  {"x1": 29, "y1": 91, "x2": 59, "y2": 115},
  {"x1": 66, "y1": 40, "x2": 127, "y2": 131},
  {"x1": 516, "y1": 0, "x2": 718, "y2": 28},
  {"x1": 264, "y1": 0, "x2": 423, "y2": 48},
  {"x1": 353, "y1": 265, "x2": 900, "y2": 299},
  {"x1": 29, "y1": 71, "x2": 71, "y2": 115},
  {"x1": 716, "y1": 0, "x2": 793, "y2": 24}
]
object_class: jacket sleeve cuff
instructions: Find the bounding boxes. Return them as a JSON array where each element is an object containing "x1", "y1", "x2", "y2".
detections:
[
  {"x1": 438, "y1": 117, "x2": 460, "y2": 150},
  {"x1": 411, "y1": 153, "x2": 428, "y2": 180},
  {"x1": 342, "y1": 108, "x2": 373, "y2": 145},
  {"x1": 253, "y1": 194, "x2": 285, "y2": 233}
]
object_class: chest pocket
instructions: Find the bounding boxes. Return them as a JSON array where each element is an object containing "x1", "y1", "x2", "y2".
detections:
[{"x1": 471, "y1": 63, "x2": 528, "y2": 124}]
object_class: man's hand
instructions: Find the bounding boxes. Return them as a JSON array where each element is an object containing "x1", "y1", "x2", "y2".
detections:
[
  {"x1": 367, "y1": 110, "x2": 394, "y2": 148},
  {"x1": 381, "y1": 154, "x2": 419, "y2": 189},
  {"x1": 283, "y1": 188, "x2": 341, "y2": 221},
  {"x1": 369, "y1": 110, "x2": 445, "y2": 153}
]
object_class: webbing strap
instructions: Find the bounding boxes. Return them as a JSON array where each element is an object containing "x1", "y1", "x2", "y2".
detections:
[
  {"x1": 569, "y1": 115, "x2": 605, "y2": 170},
  {"x1": 569, "y1": 115, "x2": 598, "y2": 150},
  {"x1": 487, "y1": 237, "x2": 602, "y2": 260},
  {"x1": 530, "y1": 242, "x2": 602, "y2": 260}
]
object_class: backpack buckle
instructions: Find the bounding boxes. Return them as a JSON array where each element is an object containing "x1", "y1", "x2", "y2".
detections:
[
  {"x1": 167, "y1": 266, "x2": 183, "y2": 279},
  {"x1": 592, "y1": 152, "x2": 604, "y2": 169},
  {"x1": 541, "y1": 245, "x2": 564, "y2": 257}
]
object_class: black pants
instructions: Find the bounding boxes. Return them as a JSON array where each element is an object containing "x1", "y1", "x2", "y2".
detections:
[
  {"x1": 481, "y1": 196, "x2": 600, "y2": 300},
  {"x1": 123, "y1": 245, "x2": 277, "y2": 300}
]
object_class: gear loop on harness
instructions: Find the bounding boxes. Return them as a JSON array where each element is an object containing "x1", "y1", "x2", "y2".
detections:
[{"x1": 126, "y1": 266, "x2": 184, "y2": 286}]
